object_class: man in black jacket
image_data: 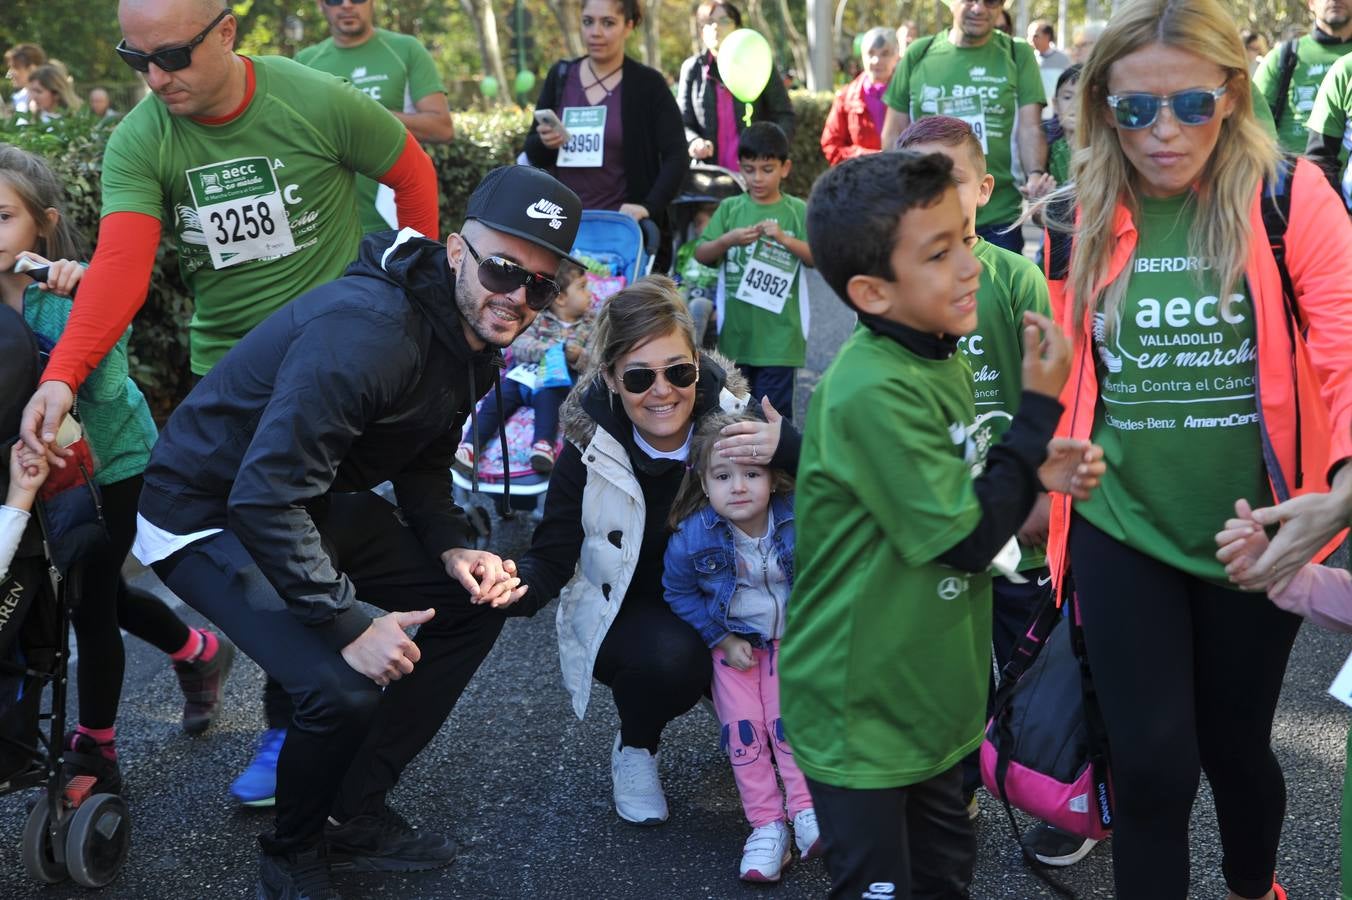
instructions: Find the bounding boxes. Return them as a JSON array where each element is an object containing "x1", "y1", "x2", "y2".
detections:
[{"x1": 132, "y1": 166, "x2": 582, "y2": 899}]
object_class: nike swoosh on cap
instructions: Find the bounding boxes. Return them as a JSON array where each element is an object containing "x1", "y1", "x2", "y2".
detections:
[{"x1": 526, "y1": 200, "x2": 567, "y2": 220}]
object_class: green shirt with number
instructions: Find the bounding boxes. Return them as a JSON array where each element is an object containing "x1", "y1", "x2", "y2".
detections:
[
  {"x1": 297, "y1": 28, "x2": 445, "y2": 233},
  {"x1": 884, "y1": 30, "x2": 1045, "y2": 228},
  {"x1": 1076, "y1": 192, "x2": 1270, "y2": 585},
  {"x1": 782, "y1": 326, "x2": 991, "y2": 789},
  {"x1": 959, "y1": 238, "x2": 1051, "y2": 570},
  {"x1": 1254, "y1": 35, "x2": 1352, "y2": 153},
  {"x1": 101, "y1": 55, "x2": 409, "y2": 374},
  {"x1": 697, "y1": 192, "x2": 808, "y2": 368}
]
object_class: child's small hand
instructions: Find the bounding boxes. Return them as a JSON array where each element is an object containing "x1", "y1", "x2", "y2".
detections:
[
  {"x1": 39, "y1": 257, "x2": 84, "y2": 297},
  {"x1": 727, "y1": 226, "x2": 760, "y2": 248},
  {"x1": 1216, "y1": 498, "x2": 1271, "y2": 585},
  {"x1": 759, "y1": 219, "x2": 786, "y2": 243},
  {"x1": 1019, "y1": 310, "x2": 1072, "y2": 399},
  {"x1": 716, "y1": 635, "x2": 755, "y2": 671},
  {"x1": 6, "y1": 442, "x2": 49, "y2": 509},
  {"x1": 565, "y1": 341, "x2": 582, "y2": 366}
]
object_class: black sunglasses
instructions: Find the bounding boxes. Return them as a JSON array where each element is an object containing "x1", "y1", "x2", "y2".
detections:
[
  {"x1": 462, "y1": 236, "x2": 561, "y2": 311},
  {"x1": 620, "y1": 362, "x2": 699, "y2": 394},
  {"x1": 322, "y1": 0, "x2": 369, "y2": 6},
  {"x1": 1106, "y1": 86, "x2": 1227, "y2": 130},
  {"x1": 116, "y1": 9, "x2": 230, "y2": 73}
]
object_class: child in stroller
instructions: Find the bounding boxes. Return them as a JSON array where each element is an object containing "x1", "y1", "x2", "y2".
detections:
[{"x1": 668, "y1": 164, "x2": 746, "y2": 348}]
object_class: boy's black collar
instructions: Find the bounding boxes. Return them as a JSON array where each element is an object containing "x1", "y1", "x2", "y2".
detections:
[{"x1": 858, "y1": 312, "x2": 960, "y2": 360}]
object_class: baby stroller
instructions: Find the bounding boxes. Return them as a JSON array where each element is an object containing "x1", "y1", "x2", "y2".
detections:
[
  {"x1": 1, "y1": 306, "x2": 131, "y2": 889},
  {"x1": 450, "y1": 210, "x2": 659, "y2": 537},
  {"x1": 666, "y1": 164, "x2": 745, "y2": 348}
]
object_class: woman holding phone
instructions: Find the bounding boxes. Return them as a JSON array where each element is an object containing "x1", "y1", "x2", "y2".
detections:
[{"x1": 524, "y1": 0, "x2": 687, "y2": 240}]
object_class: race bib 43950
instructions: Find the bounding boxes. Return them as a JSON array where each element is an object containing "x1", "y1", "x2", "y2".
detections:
[
  {"x1": 557, "y1": 107, "x2": 606, "y2": 168},
  {"x1": 186, "y1": 157, "x2": 297, "y2": 270}
]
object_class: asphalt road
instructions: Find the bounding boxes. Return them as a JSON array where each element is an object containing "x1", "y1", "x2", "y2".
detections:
[{"x1": 1, "y1": 269, "x2": 1345, "y2": 898}]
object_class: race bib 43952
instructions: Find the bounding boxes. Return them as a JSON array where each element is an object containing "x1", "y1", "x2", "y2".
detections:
[
  {"x1": 186, "y1": 156, "x2": 297, "y2": 270},
  {"x1": 734, "y1": 238, "x2": 799, "y2": 314}
]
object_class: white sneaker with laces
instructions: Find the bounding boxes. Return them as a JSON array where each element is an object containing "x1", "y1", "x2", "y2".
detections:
[
  {"x1": 739, "y1": 820, "x2": 792, "y2": 882},
  {"x1": 610, "y1": 732, "x2": 668, "y2": 825},
  {"x1": 792, "y1": 807, "x2": 823, "y2": 860}
]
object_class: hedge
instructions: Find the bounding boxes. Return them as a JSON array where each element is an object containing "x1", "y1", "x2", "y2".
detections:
[{"x1": 0, "y1": 92, "x2": 833, "y2": 416}]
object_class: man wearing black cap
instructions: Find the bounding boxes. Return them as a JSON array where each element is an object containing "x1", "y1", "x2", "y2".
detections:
[{"x1": 132, "y1": 166, "x2": 584, "y2": 899}]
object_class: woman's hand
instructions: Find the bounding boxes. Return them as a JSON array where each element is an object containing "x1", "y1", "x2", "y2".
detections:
[
  {"x1": 537, "y1": 121, "x2": 567, "y2": 150},
  {"x1": 689, "y1": 138, "x2": 714, "y2": 160},
  {"x1": 619, "y1": 203, "x2": 649, "y2": 222},
  {"x1": 1230, "y1": 474, "x2": 1352, "y2": 593},
  {"x1": 716, "y1": 634, "x2": 754, "y2": 671},
  {"x1": 1039, "y1": 439, "x2": 1104, "y2": 501},
  {"x1": 714, "y1": 396, "x2": 783, "y2": 465},
  {"x1": 1019, "y1": 173, "x2": 1058, "y2": 202}
]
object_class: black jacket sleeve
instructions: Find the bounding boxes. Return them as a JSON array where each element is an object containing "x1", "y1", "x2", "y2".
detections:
[
  {"x1": 510, "y1": 441, "x2": 587, "y2": 617},
  {"x1": 642, "y1": 66, "x2": 695, "y2": 213},
  {"x1": 524, "y1": 59, "x2": 569, "y2": 169},
  {"x1": 391, "y1": 429, "x2": 472, "y2": 560},
  {"x1": 226, "y1": 310, "x2": 416, "y2": 650},
  {"x1": 677, "y1": 55, "x2": 705, "y2": 148},
  {"x1": 759, "y1": 65, "x2": 797, "y2": 141},
  {"x1": 936, "y1": 391, "x2": 1061, "y2": 572},
  {"x1": 1306, "y1": 128, "x2": 1344, "y2": 197}
]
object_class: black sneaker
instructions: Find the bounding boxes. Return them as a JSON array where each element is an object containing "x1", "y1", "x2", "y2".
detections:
[
  {"x1": 61, "y1": 732, "x2": 122, "y2": 797},
  {"x1": 1021, "y1": 822, "x2": 1100, "y2": 867},
  {"x1": 257, "y1": 846, "x2": 338, "y2": 900},
  {"x1": 326, "y1": 805, "x2": 458, "y2": 872},
  {"x1": 173, "y1": 631, "x2": 236, "y2": 735}
]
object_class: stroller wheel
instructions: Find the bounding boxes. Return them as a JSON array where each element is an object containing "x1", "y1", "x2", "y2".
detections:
[
  {"x1": 21, "y1": 793, "x2": 68, "y2": 883},
  {"x1": 64, "y1": 793, "x2": 131, "y2": 888}
]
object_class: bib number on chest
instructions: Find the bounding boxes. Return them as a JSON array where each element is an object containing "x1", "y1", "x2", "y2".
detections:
[
  {"x1": 734, "y1": 238, "x2": 799, "y2": 315},
  {"x1": 185, "y1": 156, "x2": 296, "y2": 270},
  {"x1": 936, "y1": 94, "x2": 989, "y2": 155},
  {"x1": 557, "y1": 107, "x2": 606, "y2": 168}
]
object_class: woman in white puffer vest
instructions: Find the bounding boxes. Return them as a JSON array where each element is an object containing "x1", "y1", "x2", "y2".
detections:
[{"x1": 511, "y1": 275, "x2": 799, "y2": 825}]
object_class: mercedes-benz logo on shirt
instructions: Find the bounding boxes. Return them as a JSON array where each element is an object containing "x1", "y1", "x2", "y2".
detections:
[
  {"x1": 937, "y1": 577, "x2": 964, "y2": 601},
  {"x1": 526, "y1": 198, "x2": 567, "y2": 230}
]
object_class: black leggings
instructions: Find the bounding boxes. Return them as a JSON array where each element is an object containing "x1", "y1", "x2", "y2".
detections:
[
  {"x1": 1070, "y1": 514, "x2": 1301, "y2": 900},
  {"x1": 71, "y1": 475, "x2": 192, "y2": 730},
  {"x1": 592, "y1": 592, "x2": 711, "y2": 752}
]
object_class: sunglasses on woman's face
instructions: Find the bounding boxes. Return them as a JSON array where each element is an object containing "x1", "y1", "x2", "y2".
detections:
[
  {"x1": 461, "y1": 236, "x2": 561, "y2": 311},
  {"x1": 1106, "y1": 86, "x2": 1227, "y2": 130},
  {"x1": 116, "y1": 8, "x2": 230, "y2": 73},
  {"x1": 619, "y1": 362, "x2": 699, "y2": 394}
]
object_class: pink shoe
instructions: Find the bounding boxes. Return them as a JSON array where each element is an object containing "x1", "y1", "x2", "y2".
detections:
[
  {"x1": 529, "y1": 440, "x2": 556, "y2": 474},
  {"x1": 453, "y1": 442, "x2": 475, "y2": 477}
]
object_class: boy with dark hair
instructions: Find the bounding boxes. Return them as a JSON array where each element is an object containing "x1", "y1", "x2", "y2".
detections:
[
  {"x1": 780, "y1": 150, "x2": 1103, "y2": 899},
  {"x1": 694, "y1": 121, "x2": 813, "y2": 420}
]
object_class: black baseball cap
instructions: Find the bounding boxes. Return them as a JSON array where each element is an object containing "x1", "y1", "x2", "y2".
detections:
[{"x1": 465, "y1": 166, "x2": 585, "y2": 267}]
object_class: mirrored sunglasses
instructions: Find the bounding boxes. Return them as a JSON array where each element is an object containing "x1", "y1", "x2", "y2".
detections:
[
  {"x1": 462, "y1": 236, "x2": 561, "y2": 311},
  {"x1": 1106, "y1": 86, "x2": 1227, "y2": 130}
]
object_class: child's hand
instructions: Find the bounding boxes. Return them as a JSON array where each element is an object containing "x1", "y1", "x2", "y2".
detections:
[
  {"x1": 1038, "y1": 439, "x2": 1104, "y2": 501},
  {"x1": 6, "y1": 442, "x2": 49, "y2": 509},
  {"x1": 759, "y1": 219, "x2": 786, "y2": 243},
  {"x1": 727, "y1": 226, "x2": 761, "y2": 248},
  {"x1": 716, "y1": 634, "x2": 755, "y2": 671},
  {"x1": 1019, "y1": 173, "x2": 1058, "y2": 201},
  {"x1": 1216, "y1": 498, "x2": 1271, "y2": 585},
  {"x1": 565, "y1": 341, "x2": 582, "y2": 366},
  {"x1": 1019, "y1": 310, "x2": 1072, "y2": 399},
  {"x1": 24, "y1": 253, "x2": 84, "y2": 297}
]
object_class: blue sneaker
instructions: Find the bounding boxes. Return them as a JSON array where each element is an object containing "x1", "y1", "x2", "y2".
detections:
[{"x1": 231, "y1": 728, "x2": 285, "y2": 807}]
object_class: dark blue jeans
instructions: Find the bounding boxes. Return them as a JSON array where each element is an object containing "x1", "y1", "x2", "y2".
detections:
[
  {"x1": 472, "y1": 378, "x2": 568, "y2": 446},
  {"x1": 977, "y1": 221, "x2": 1025, "y2": 256},
  {"x1": 738, "y1": 364, "x2": 796, "y2": 423}
]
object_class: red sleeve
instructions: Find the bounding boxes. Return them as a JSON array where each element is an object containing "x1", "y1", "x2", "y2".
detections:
[
  {"x1": 42, "y1": 211, "x2": 162, "y2": 391},
  {"x1": 377, "y1": 131, "x2": 440, "y2": 240},
  {"x1": 820, "y1": 93, "x2": 853, "y2": 166}
]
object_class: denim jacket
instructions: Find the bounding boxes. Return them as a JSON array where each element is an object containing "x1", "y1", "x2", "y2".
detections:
[{"x1": 662, "y1": 493, "x2": 795, "y2": 649}]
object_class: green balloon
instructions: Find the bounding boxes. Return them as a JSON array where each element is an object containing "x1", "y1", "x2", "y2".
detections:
[
  {"x1": 480, "y1": 76, "x2": 500, "y2": 98},
  {"x1": 718, "y1": 29, "x2": 773, "y2": 104},
  {"x1": 514, "y1": 70, "x2": 537, "y2": 95}
]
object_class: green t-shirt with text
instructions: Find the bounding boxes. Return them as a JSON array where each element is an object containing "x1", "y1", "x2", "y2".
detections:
[
  {"x1": 101, "y1": 55, "x2": 408, "y2": 374},
  {"x1": 884, "y1": 30, "x2": 1045, "y2": 228},
  {"x1": 1304, "y1": 52, "x2": 1352, "y2": 210},
  {"x1": 959, "y1": 238, "x2": 1051, "y2": 570},
  {"x1": 1254, "y1": 34, "x2": 1352, "y2": 153},
  {"x1": 297, "y1": 28, "x2": 445, "y2": 233},
  {"x1": 698, "y1": 192, "x2": 808, "y2": 367},
  {"x1": 782, "y1": 327, "x2": 991, "y2": 789},
  {"x1": 1077, "y1": 192, "x2": 1270, "y2": 585}
]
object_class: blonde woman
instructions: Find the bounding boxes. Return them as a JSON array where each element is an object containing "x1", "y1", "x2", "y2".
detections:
[
  {"x1": 1040, "y1": 1, "x2": 1352, "y2": 898},
  {"x1": 26, "y1": 64, "x2": 81, "y2": 122}
]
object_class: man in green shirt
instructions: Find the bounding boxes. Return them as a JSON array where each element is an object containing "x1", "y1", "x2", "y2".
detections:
[
  {"x1": 1253, "y1": 0, "x2": 1352, "y2": 154},
  {"x1": 879, "y1": 0, "x2": 1048, "y2": 255},
  {"x1": 1305, "y1": 51, "x2": 1352, "y2": 210},
  {"x1": 298, "y1": 0, "x2": 454, "y2": 233}
]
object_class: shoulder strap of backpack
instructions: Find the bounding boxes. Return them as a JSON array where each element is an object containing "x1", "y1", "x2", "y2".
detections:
[
  {"x1": 908, "y1": 34, "x2": 937, "y2": 71},
  {"x1": 1261, "y1": 157, "x2": 1305, "y2": 493},
  {"x1": 1271, "y1": 38, "x2": 1300, "y2": 127},
  {"x1": 1066, "y1": 589, "x2": 1113, "y2": 833}
]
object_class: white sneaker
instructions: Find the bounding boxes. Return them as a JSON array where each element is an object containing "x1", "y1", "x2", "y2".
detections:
[
  {"x1": 739, "y1": 820, "x2": 792, "y2": 882},
  {"x1": 792, "y1": 807, "x2": 823, "y2": 860},
  {"x1": 610, "y1": 732, "x2": 668, "y2": 825}
]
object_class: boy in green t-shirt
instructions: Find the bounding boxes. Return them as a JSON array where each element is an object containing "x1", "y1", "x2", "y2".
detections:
[
  {"x1": 781, "y1": 150, "x2": 1103, "y2": 897},
  {"x1": 695, "y1": 122, "x2": 814, "y2": 421}
]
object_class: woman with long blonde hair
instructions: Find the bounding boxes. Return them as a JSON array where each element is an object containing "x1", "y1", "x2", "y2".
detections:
[{"x1": 1039, "y1": 1, "x2": 1352, "y2": 897}]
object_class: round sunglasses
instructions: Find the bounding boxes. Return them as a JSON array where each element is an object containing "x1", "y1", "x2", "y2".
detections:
[
  {"x1": 116, "y1": 9, "x2": 231, "y2": 73},
  {"x1": 462, "y1": 236, "x2": 561, "y2": 311},
  {"x1": 619, "y1": 362, "x2": 699, "y2": 394},
  {"x1": 1106, "y1": 86, "x2": 1227, "y2": 130}
]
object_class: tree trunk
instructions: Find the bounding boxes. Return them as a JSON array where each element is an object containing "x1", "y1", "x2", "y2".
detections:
[
  {"x1": 461, "y1": 0, "x2": 510, "y2": 105},
  {"x1": 546, "y1": 0, "x2": 585, "y2": 58},
  {"x1": 642, "y1": 0, "x2": 663, "y2": 71},
  {"x1": 774, "y1": 0, "x2": 810, "y2": 82}
]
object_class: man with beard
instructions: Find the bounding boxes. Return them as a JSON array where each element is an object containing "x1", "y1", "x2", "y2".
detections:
[
  {"x1": 130, "y1": 166, "x2": 581, "y2": 899},
  {"x1": 879, "y1": 0, "x2": 1048, "y2": 255},
  {"x1": 1255, "y1": 0, "x2": 1352, "y2": 154}
]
